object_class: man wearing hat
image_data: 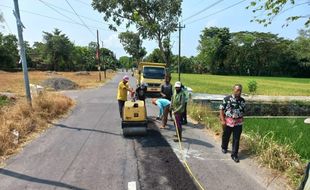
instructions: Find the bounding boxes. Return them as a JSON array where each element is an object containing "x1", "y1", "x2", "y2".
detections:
[
  {"x1": 171, "y1": 81, "x2": 186, "y2": 142},
  {"x1": 117, "y1": 75, "x2": 133, "y2": 119}
]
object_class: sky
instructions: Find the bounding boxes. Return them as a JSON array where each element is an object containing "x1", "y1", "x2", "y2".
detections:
[{"x1": 0, "y1": 0, "x2": 309, "y2": 58}]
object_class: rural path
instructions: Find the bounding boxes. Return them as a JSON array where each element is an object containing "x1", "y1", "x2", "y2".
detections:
[{"x1": 0, "y1": 72, "x2": 288, "y2": 190}]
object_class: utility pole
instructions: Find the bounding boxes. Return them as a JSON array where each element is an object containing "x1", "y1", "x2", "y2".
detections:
[
  {"x1": 177, "y1": 22, "x2": 185, "y2": 82},
  {"x1": 101, "y1": 40, "x2": 106, "y2": 79},
  {"x1": 13, "y1": 0, "x2": 32, "y2": 105},
  {"x1": 96, "y1": 30, "x2": 101, "y2": 81}
]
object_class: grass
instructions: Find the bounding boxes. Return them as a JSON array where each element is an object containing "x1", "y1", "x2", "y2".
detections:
[
  {"x1": 0, "y1": 93, "x2": 74, "y2": 163},
  {"x1": 188, "y1": 103, "x2": 307, "y2": 188},
  {"x1": 0, "y1": 71, "x2": 115, "y2": 95},
  {"x1": 0, "y1": 97, "x2": 10, "y2": 107},
  {"x1": 244, "y1": 118, "x2": 310, "y2": 160},
  {"x1": 172, "y1": 73, "x2": 310, "y2": 96}
]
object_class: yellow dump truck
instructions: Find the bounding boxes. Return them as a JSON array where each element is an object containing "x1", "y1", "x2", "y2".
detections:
[{"x1": 136, "y1": 62, "x2": 166, "y2": 95}]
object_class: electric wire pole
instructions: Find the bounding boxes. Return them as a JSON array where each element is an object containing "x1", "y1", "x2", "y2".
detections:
[
  {"x1": 177, "y1": 22, "x2": 185, "y2": 81},
  {"x1": 13, "y1": 0, "x2": 32, "y2": 105},
  {"x1": 96, "y1": 30, "x2": 101, "y2": 81},
  {"x1": 101, "y1": 41, "x2": 106, "y2": 79}
]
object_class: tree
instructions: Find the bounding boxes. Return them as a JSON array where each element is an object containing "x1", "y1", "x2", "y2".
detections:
[
  {"x1": 92, "y1": 0, "x2": 182, "y2": 65},
  {"x1": 100, "y1": 47, "x2": 119, "y2": 70},
  {"x1": 42, "y1": 29, "x2": 74, "y2": 71},
  {"x1": 29, "y1": 42, "x2": 46, "y2": 70},
  {"x1": 247, "y1": 0, "x2": 310, "y2": 27},
  {"x1": 87, "y1": 42, "x2": 119, "y2": 70},
  {"x1": 0, "y1": 33, "x2": 19, "y2": 70},
  {"x1": 119, "y1": 56, "x2": 133, "y2": 69},
  {"x1": 72, "y1": 46, "x2": 94, "y2": 71},
  {"x1": 197, "y1": 27, "x2": 231, "y2": 74},
  {"x1": 118, "y1": 31, "x2": 146, "y2": 62},
  {"x1": 292, "y1": 29, "x2": 310, "y2": 63},
  {"x1": 144, "y1": 48, "x2": 165, "y2": 63},
  {"x1": 226, "y1": 31, "x2": 301, "y2": 76},
  {"x1": 290, "y1": 29, "x2": 310, "y2": 77}
]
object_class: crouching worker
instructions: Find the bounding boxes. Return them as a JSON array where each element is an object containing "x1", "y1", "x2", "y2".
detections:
[
  {"x1": 117, "y1": 75, "x2": 134, "y2": 120},
  {"x1": 171, "y1": 81, "x2": 186, "y2": 142},
  {"x1": 151, "y1": 98, "x2": 171, "y2": 129}
]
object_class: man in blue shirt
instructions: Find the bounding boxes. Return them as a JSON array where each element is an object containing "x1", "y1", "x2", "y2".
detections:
[{"x1": 152, "y1": 98, "x2": 171, "y2": 129}]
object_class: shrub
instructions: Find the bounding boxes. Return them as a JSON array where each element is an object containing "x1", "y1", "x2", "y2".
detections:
[
  {"x1": 248, "y1": 80, "x2": 258, "y2": 94},
  {"x1": 0, "y1": 93, "x2": 73, "y2": 160}
]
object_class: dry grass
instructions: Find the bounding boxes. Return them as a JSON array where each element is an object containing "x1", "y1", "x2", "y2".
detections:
[
  {"x1": 188, "y1": 103, "x2": 222, "y2": 134},
  {"x1": 0, "y1": 93, "x2": 74, "y2": 163},
  {"x1": 0, "y1": 71, "x2": 115, "y2": 95},
  {"x1": 241, "y1": 133, "x2": 304, "y2": 187},
  {"x1": 188, "y1": 103, "x2": 306, "y2": 188}
]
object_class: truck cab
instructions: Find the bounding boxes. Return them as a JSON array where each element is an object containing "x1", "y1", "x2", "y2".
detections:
[{"x1": 136, "y1": 62, "x2": 166, "y2": 96}]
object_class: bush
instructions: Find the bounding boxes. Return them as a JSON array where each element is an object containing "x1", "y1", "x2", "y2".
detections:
[
  {"x1": 248, "y1": 80, "x2": 258, "y2": 94},
  {"x1": 188, "y1": 103, "x2": 221, "y2": 134},
  {"x1": 0, "y1": 93, "x2": 74, "y2": 159}
]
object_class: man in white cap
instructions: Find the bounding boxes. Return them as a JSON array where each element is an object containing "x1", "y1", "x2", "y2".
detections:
[
  {"x1": 171, "y1": 81, "x2": 186, "y2": 142},
  {"x1": 117, "y1": 75, "x2": 133, "y2": 119}
]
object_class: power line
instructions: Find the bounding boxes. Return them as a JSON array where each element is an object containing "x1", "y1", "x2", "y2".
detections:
[
  {"x1": 194, "y1": 0, "x2": 206, "y2": 7},
  {"x1": 0, "y1": 4, "x2": 123, "y2": 34},
  {"x1": 64, "y1": 0, "x2": 96, "y2": 37},
  {"x1": 37, "y1": 0, "x2": 114, "y2": 28},
  {"x1": 39, "y1": 0, "x2": 127, "y2": 32},
  {"x1": 38, "y1": 0, "x2": 79, "y2": 24},
  {"x1": 185, "y1": 0, "x2": 248, "y2": 25},
  {"x1": 71, "y1": 0, "x2": 90, "y2": 6},
  {"x1": 182, "y1": 0, "x2": 224, "y2": 22}
]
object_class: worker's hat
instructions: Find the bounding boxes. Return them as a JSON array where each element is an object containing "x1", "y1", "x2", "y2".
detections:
[
  {"x1": 174, "y1": 81, "x2": 181, "y2": 88},
  {"x1": 123, "y1": 75, "x2": 129, "y2": 82}
]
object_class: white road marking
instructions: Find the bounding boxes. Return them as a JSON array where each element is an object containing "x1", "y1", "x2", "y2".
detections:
[{"x1": 128, "y1": 181, "x2": 136, "y2": 190}]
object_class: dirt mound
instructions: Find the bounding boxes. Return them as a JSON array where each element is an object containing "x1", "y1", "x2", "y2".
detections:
[
  {"x1": 45, "y1": 71, "x2": 61, "y2": 76},
  {"x1": 75, "y1": 71, "x2": 90, "y2": 75},
  {"x1": 41, "y1": 78, "x2": 78, "y2": 90}
]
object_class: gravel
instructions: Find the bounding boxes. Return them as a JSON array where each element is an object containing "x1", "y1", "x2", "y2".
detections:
[{"x1": 41, "y1": 77, "x2": 79, "y2": 91}]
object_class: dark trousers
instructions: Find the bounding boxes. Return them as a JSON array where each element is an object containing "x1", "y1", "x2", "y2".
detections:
[
  {"x1": 118, "y1": 100, "x2": 125, "y2": 119},
  {"x1": 162, "y1": 105, "x2": 169, "y2": 127},
  {"x1": 221, "y1": 125, "x2": 243, "y2": 157},
  {"x1": 164, "y1": 97, "x2": 172, "y2": 119},
  {"x1": 182, "y1": 102, "x2": 187, "y2": 123},
  {"x1": 174, "y1": 113, "x2": 182, "y2": 139}
]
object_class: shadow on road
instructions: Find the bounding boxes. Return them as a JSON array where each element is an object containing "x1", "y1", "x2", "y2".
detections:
[
  {"x1": 0, "y1": 168, "x2": 87, "y2": 190},
  {"x1": 182, "y1": 136, "x2": 214, "y2": 148},
  {"x1": 51, "y1": 123, "x2": 122, "y2": 137},
  {"x1": 133, "y1": 121, "x2": 199, "y2": 190},
  {"x1": 134, "y1": 128, "x2": 171, "y2": 148},
  {"x1": 157, "y1": 123, "x2": 214, "y2": 149}
]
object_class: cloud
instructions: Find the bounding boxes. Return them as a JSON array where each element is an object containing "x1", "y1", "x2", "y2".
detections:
[
  {"x1": 204, "y1": 19, "x2": 217, "y2": 27},
  {"x1": 102, "y1": 33, "x2": 122, "y2": 49},
  {"x1": 102, "y1": 33, "x2": 129, "y2": 58}
]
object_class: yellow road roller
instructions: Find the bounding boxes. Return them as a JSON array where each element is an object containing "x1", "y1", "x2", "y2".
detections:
[{"x1": 122, "y1": 99, "x2": 148, "y2": 136}]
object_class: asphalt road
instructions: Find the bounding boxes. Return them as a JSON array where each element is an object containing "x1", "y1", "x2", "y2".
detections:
[
  {"x1": 0, "y1": 72, "x2": 288, "y2": 190},
  {"x1": 0, "y1": 73, "x2": 197, "y2": 190}
]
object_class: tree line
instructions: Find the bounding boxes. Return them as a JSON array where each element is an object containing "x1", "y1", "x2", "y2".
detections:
[
  {"x1": 0, "y1": 28, "x2": 120, "y2": 71},
  {"x1": 141, "y1": 27, "x2": 310, "y2": 77}
]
